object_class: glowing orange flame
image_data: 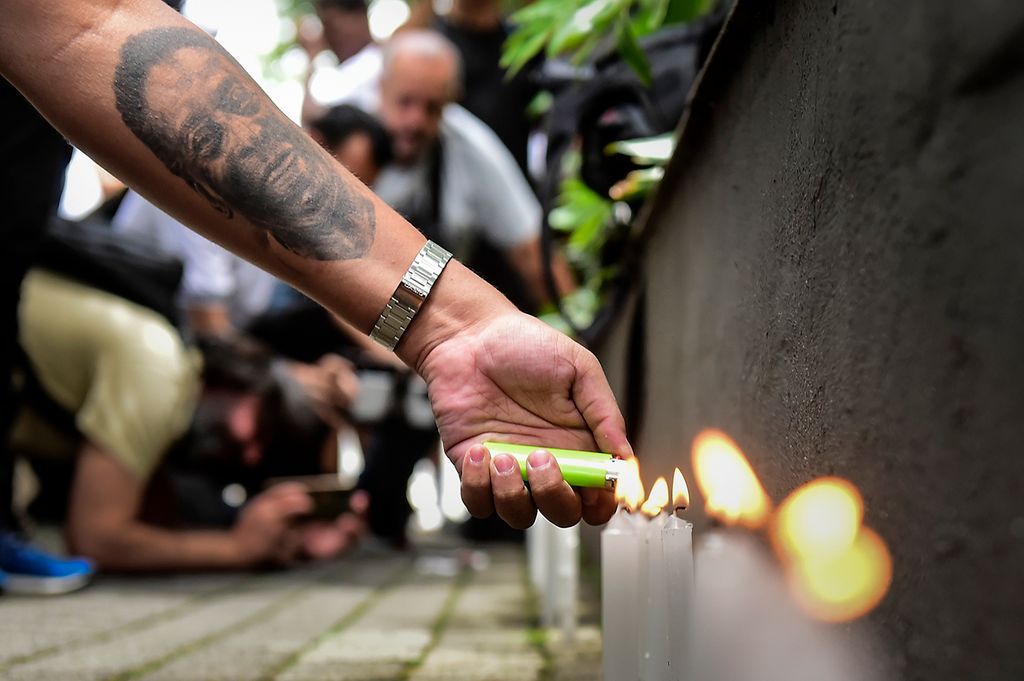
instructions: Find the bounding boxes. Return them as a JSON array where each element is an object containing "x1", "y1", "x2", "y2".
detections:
[
  {"x1": 774, "y1": 476, "x2": 891, "y2": 622},
  {"x1": 786, "y1": 526, "x2": 892, "y2": 623},
  {"x1": 774, "y1": 477, "x2": 864, "y2": 561},
  {"x1": 691, "y1": 430, "x2": 771, "y2": 528},
  {"x1": 672, "y1": 468, "x2": 690, "y2": 510},
  {"x1": 615, "y1": 458, "x2": 645, "y2": 512},
  {"x1": 640, "y1": 477, "x2": 669, "y2": 516}
]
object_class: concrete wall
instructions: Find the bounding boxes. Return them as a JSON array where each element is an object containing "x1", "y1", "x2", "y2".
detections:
[{"x1": 594, "y1": 0, "x2": 1024, "y2": 679}]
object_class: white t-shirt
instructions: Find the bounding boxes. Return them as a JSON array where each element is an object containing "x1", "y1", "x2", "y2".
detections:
[
  {"x1": 307, "y1": 43, "x2": 382, "y2": 114},
  {"x1": 313, "y1": 45, "x2": 541, "y2": 256},
  {"x1": 112, "y1": 191, "x2": 278, "y2": 328},
  {"x1": 372, "y1": 104, "x2": 541, "y2": 256}
]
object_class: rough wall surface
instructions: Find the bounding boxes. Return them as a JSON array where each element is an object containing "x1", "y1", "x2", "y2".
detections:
[{"x1": 595, "y1": 0, "x2": 1024, "y2": 679}]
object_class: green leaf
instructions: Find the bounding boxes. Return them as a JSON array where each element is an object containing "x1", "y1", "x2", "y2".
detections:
[
  {"x1": 605, "y1": 133, "x2": 676, "y2": 164},
  {"x1": 508, "y1": 0, "x2": 565, "y2": 25},
  {"x1": 501, "y1": 24, "x2": 554, "y2": 77},
  {"x1": 546, "y1": 19, "x2": 590, "y2": 57},
  {"x1": 549, "y1": 178, "x2": 614, "y2": 254},
  {"x1": 663, "y1": 0, "x2": 716, "y2": 24},
  {"x1": 615, "y1": 13, "x2": 652, "y2": 87},
  {"x1": 525, "y1": 90, "x2": 554, "y2": 119},
  {"x1": 591, "y1": 0, "x2": 629, "y2": 29},
  {"x1": 639, "y1": 0, "x2": 672, "y2": 33},
  {"x1": 569, "y1": 30, "x2": 605, "y2": 67}
]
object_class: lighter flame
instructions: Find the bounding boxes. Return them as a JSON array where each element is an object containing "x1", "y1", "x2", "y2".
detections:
[
  {"x1": 672, "y1": 468, "x2": 690, "y2": 510},
  {"x1": 786, "y1": 526, "x2": 892, "y2": 622},
  {"x1": 615, "y1": 458, "x2": 645, "y2": 512},
  {"x1": 691, "y1": 430, "x2": 771, "y2": 528},
  {"x1": 640, "y1": 477, "x2": 669, "y2": 516},
  {"x1": 774, "y1": 477, "x2": 864, "y2": 561}
]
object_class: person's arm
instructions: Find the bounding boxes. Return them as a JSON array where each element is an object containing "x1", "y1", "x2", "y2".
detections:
[
  {"x1": 0, "y1": 0, "x2": 630, "y2": 528},
  {"x1": 66, "y1": 444, "x2": 312, "y2": 571},
  {"x1": 187, "y1": 303, "x2": 235, "y2": 336},
  {"x1": 0, "y1": 2, "x2": 427, "y2": 342}
]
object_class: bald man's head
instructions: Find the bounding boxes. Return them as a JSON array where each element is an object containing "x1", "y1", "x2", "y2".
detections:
[{"x1": 378, "y1": 30, "x2": 463, "y2": 163}]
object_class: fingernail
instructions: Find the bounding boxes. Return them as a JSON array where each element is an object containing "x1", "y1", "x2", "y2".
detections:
[
  {"x1": 493, "y1": 454, "x2": 516, "y2": 474},
  {"x1": 527, "y1": 450, "x2": 552, "y2": 470},
  {"x1": 468, "y1": 446, "x2": 485, "y2": 464}
]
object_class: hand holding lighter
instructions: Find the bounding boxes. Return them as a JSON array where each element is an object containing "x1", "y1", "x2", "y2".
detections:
[{"x1": 482, "y1": 442, "x2": 624, "y2": 489}]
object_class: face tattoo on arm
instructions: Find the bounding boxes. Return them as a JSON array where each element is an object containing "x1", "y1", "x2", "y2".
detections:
[{"x1": 113, "y1": 26, "x2": 375, "y2": 261}]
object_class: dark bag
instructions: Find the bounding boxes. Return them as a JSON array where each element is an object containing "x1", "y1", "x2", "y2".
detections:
[
  {"x1": 15, "y1": 215, "x2": 186, "y2": 436},
  {"x1": 36, "y1": 215, "x2": 184, "y2": 328}
]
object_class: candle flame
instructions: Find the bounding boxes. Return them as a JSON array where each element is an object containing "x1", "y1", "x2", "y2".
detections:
[
  {"x1": 691, "y1": 429, "x2": 771, "y2": 528},
  {"x1": 773, "y1": 476, "x2": 891, "y2": 621},
  {"x1": 786, "y1": 526, "x2": 892, "y2": 623},
  {"x1": 774, "y1": 477, "x2": 864, "y2": 561},
  {"x1": 640, "y1": 477, "x2": 669, "y2": 516},
  {"x1": 614, "y1": 457, "x2": 645, "y2": 512},
  {"x1": 672, "y1": 468, "x2": 690, "y2": 510}
]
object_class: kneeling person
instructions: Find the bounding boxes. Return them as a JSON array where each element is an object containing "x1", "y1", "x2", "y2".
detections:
[{"x1": 11, "y1": 269, "x2": 361, "y2": 576}]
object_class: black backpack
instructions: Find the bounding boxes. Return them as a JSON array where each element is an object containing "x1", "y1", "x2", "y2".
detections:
[
  {"x1": 36, "y1": 215, "x2": 184, "y2": 328},
  {"x1": 536, "y1": 14, "x2": 724, "y2": 342}
]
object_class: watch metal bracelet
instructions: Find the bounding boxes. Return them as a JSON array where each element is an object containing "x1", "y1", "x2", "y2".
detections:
[{"x1": 370, "y1": 240, "x2": 453, "y2": 351}]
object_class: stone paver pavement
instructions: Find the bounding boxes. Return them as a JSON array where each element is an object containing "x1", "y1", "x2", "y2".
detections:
[{"x1": 0, "y1": 542, "x2": 601, "y2": 681}]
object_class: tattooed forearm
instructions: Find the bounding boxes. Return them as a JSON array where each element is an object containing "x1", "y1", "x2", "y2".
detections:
[{"x1": 113, "y1": 27, "x2": 374, "y2": 261}]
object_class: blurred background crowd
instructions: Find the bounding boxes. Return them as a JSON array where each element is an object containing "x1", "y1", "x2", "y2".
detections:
[{"x1": 2, "y1": 0, "x2": 719, "y2": 592}]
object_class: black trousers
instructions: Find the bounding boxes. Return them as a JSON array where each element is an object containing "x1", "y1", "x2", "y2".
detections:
[
  {"x1": 357, "y1": 413, "x2": 438, "y2": 542},
  {"x1": 0, "y1": 79, "x2": 72, "y2": 532},
  {"x1": 0, "y1": 223, "x2": 54, "y2": 531}
]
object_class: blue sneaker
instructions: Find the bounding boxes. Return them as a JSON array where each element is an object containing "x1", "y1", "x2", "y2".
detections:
[{"x1": 0, "y1": 534, "x2": 94, "y2": 595}]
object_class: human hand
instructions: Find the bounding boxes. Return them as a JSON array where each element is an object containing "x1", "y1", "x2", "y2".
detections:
[
  {"x1": 286, "y1": 354, "x2": 359, "y2": 427},
  {"x1": 231, "y1": 483, "x2": 312, "y2": 566},
  {"x1": 300, "y1": 490, "x2": 369, "y2": 559},
  {"x1": 417, "y1": 311, "x2": 632, "y2": 529}
]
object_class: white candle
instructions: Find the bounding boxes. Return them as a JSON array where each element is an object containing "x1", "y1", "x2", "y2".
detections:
[
  {"x1": 602, "y1": 506, "x2": 642, "y2": 681},
  {"x1": 662, "y1": 511, "x2": 694, "y2": 681},
  {"x1": 641, "y1": 511, "x2": 670, "y2": 681},
  {"x1": 638, "y1": 476, "x2": 671, "y2": 681},
  {"x1": 542, "y1": 518, "x2": 558, "y2": 628},
  {"x1": 527, "y1": 520, "x2": 544, "y2": 591},
  {"x1": 554, "y1": 523, "x2": 579, "y2": 643}
]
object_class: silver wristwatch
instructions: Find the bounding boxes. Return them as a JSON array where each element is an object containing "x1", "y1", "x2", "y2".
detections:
[{"x1": 370, "y1": 240, "x2": 453, "y2": 351}]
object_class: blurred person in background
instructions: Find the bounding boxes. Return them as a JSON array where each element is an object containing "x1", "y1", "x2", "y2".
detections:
[
  {"x1": 0, "y1": 0, "x2": 189, "y2": 596},
  {"x1": 308, "y1": 102, "x2": 392, "y2": 186},
  {"x1": 373, "y1": 30, "x2": 575, "y2": 308},
  {"x1": 109, "y1": 103, "x2": 412, "y2": 548},
  {"x1": 302, "y1": 0, "x2": 380, "y2": 125},
  {"x1": 11, "y1": 269, "x2": 364, "y2": 574},
  {"x1": 434, "y1": 0, "x2": 539, "y2": 176},
  {"x1": 301, "y1": 5, "x2": 570, "y2": 309},
  {"x1": 112, "y1": 189, "x2": 362, "y2": 429}
]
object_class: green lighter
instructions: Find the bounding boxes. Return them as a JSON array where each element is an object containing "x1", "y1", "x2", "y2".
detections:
[{"x1": 482, "y1": 442, "x2": 625, "y2": 490}]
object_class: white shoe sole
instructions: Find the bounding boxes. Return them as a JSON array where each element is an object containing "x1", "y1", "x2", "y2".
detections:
[{"x1": 2, "y1": 572, "x2": 92, "y2": 595}]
